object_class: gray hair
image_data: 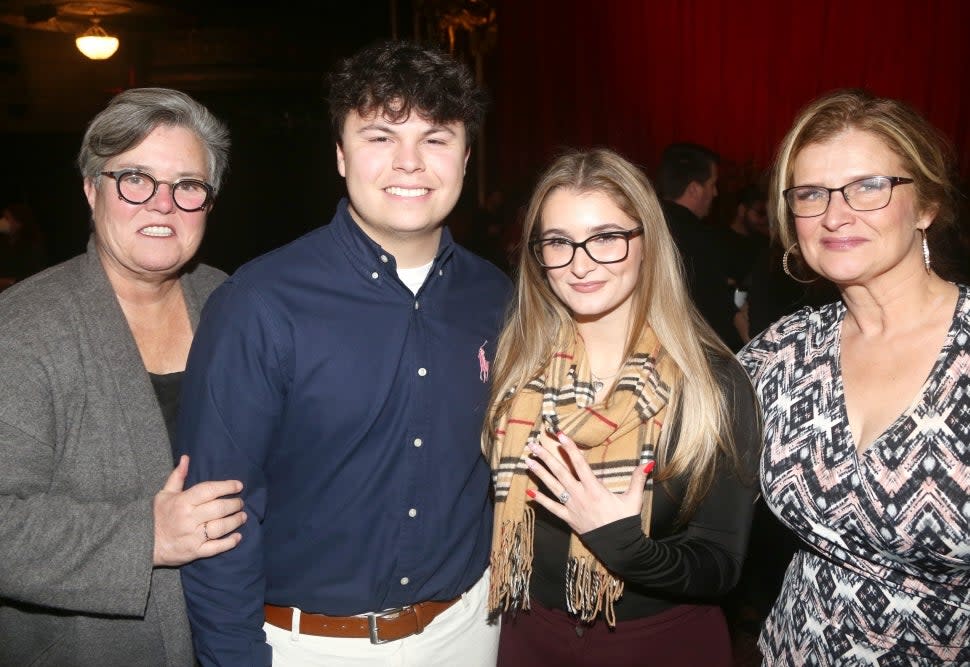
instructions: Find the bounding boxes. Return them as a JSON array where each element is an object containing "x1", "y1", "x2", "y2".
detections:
[{"x1": 77, "y1": 87, "x2": 230, "y2": 194}]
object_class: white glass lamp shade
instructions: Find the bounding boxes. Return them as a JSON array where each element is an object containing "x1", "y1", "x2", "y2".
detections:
[{"x1": 76, "y1": 23, "x2": 119, "y2": 60}]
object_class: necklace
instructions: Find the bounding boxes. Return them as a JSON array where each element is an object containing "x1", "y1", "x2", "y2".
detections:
[{"x1": 590, "y1": 370, "x2": 619, "y2": 393}]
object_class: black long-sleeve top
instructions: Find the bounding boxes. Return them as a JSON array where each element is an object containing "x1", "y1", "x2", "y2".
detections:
[{"x1": 529, "y1": 355, "x2": 762, "y2": 621}]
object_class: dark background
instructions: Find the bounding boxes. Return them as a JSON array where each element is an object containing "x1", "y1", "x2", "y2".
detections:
[{"x1": 1, "y1": 0, "x2": 967, "y2": 275}]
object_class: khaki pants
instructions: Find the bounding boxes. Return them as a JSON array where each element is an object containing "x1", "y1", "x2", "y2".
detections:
[{"x1": 265, "y1": 570, "x2": 500, "y2": 666}]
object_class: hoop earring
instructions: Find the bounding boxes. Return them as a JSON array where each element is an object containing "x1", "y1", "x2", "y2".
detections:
[
  {"x1": 782, "y1": 243, "x2": 818, "y2": 284},
  {"x1": 920, "y1": 228, "x2": 931, "y2": 274}
]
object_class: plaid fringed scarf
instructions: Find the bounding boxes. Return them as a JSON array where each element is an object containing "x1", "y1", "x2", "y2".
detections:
[{"x1": 487, "y1": 327, "x2": 675, "y2": 626}]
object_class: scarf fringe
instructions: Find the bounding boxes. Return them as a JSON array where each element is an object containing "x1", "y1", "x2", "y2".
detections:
[
  {"x1": 488, "y1": 506, "x2": 535, "y2": 614},
  {"x1": 565, "y1": 555, "x2": 625, "y2": 626}
]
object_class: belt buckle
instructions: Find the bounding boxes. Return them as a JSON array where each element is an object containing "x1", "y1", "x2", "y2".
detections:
[{"x1": 366, "y1": 606, "x2": 411, "y2": 645}]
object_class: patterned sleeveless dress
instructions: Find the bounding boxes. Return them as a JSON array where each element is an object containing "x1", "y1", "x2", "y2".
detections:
[{"x1": 738, "y1": 284, "x2": 970, "y2": 666}]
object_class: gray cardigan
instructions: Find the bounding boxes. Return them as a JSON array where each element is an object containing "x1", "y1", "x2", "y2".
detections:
[{"x1": 0, "y1": 237, "x2": 226, "y2": 666}]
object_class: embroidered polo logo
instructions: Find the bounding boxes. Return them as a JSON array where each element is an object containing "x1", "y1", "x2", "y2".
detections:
[{"x1": 478, "y1": 340, "x2": 490, "y2": 382}]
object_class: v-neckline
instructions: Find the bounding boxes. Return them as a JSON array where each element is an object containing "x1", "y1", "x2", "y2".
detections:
[{"x1": 833, "y1": 290, "x2": 961, "y2": 458}]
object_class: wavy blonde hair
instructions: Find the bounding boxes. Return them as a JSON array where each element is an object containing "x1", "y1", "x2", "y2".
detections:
[
  {"x1": 770, "y1": 88, "x2": 961, "y2": 280},
  {"x1": 485, "y1": 147, "x2": 743, "y2": 519}
]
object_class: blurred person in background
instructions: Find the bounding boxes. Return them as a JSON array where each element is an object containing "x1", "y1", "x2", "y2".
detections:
[
  {"x1": 658, "y1": 142, "x2": 742, "y2": 351},
  {"x1": 0, "y1": 199, "x2": 48, "y2": 290}
]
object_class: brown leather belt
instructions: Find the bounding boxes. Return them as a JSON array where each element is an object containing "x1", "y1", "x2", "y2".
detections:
[{"x1": 264, "y1": 598, "x2": 460, "y2": 644}]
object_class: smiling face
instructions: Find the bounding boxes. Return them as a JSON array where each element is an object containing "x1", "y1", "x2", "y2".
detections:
[
  {"x1": 538, "y1": 188, "x2": 644, "y2": 327},
  {"x1": 336, "y1": 108, "x2": 469, "y2": 264},
  {"x1": 791, "y1": 128, "x2": 932, "y2": 287},
  {"x1": 84, "y1": 124, "x2": 210, "y2": 285}
]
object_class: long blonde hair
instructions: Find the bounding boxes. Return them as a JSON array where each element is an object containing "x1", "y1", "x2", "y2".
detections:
[{"x1": 485, "y1": 147, "x2": 743, "y2": 518}]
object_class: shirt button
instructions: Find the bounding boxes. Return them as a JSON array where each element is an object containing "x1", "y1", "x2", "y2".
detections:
[
  {"x1": 371, "y1": 271, "x2": 379, "y2": 280},
  {"x1": 380, "y1": 255, "x2": 389, "y2": 263},
  {"x1": 418, "y1": 368, "x2": 427, "y2": 377},
  {"x1": 438, "y1": 269, "x2": 443, "y2": 276},
  {"x1": 400, "y1": 577, "x2": 409, "y2": 586},
  {"x1": 413, "y1": 438, "x2": 423, "y2": 447},
  {"x1": 408, "y1": 508, "x2": 417, "y2": 517},
  {"x1": 414, "y1": 301, "x2": 419, "y2": 310}
]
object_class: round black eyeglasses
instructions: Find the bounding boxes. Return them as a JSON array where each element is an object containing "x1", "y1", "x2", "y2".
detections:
[
  {"x1": 100, "y1": 169, "x2": 213, "y2": 212},
  {"x1": 530, "y1": 227, "x2": 644, "y2": 269}
]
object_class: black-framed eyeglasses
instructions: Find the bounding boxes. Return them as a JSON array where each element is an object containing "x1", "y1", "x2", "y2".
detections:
[
  {"x1": 783, "y1": 176, "x2": 913, "y2": 218},
  {"x1": 530, "y1": 227, "x2": 644, "y2": 269},
  {"x1": 100, "y1": 169, "x2": 213, "y2": 212}
]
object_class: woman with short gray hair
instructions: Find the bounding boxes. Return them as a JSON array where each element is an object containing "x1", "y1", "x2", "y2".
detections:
[{"x1": 0, "y1": 87, "x2": 244, "y2": 666}]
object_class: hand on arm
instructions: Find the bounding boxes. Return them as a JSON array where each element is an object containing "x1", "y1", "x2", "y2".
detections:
[
  {"x1": 523, "y1": 431, "x2": 654, "y2": 535},
  {"x1": 152, "y1": 454, "x2": 246, "y2": 566}
]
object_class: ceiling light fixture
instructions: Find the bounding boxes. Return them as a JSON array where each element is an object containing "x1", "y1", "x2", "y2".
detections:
[{"x1": 75, "y1": 19, "x2": 119, "y2": 60}]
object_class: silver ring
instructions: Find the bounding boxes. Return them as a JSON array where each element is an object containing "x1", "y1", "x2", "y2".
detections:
[
  {"x1": 202, "y1": 522, "x2": 210, "y2": 541},
  {"x1": 558, "y1": 491, "x2": 570, "y2": 504}
]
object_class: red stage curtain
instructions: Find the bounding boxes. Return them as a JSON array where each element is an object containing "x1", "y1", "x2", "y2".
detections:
[{"x1": 490, "y1": 0, "x2": 970, "y2": 194}]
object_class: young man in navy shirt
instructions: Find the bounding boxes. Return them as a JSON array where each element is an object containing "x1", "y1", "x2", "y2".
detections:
[{"x1": 178, "y1": 40, "x2": 511, "y2": 666}]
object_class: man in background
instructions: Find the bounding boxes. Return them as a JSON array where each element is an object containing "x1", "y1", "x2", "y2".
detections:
[
  {"x1": 719, "y1": 183, "x2": 770, "y2": 346},
  {"x1": 178, "y1": 40, "x2": 511, "y2": 665},
  {"x1": 722, "y1": 183, "x2": 769, "y2": 289},
  {"x1": 658, "y1": 142, "x2": 742, "y2": 350}
]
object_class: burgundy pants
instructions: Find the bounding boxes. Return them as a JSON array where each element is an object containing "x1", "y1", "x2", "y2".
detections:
[{"x1": 498, "y1": 601, "x2": 733, "y2": 667}]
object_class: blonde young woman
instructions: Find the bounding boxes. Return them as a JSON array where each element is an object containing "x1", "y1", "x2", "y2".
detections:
[{"x1": 484, "y1": 148, "x2": 762, "y2": 666}]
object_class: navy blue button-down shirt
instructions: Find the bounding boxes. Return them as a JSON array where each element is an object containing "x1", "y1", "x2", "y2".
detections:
[{"x1": 177, "y1": 199, "x2": 512, "y2": 665}]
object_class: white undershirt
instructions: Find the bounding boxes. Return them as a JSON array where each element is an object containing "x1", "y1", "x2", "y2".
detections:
[{"x1": 396, "y1": 260, "x2": 434, "y2": 295}]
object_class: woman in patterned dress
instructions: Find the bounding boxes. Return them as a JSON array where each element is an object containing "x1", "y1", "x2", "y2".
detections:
[
  {"x1": 739, "y1": 89, "x2": 970, "y2": 665},
  {"x1": 483, "y1": 148, "x2": 762, "y2": 666}
]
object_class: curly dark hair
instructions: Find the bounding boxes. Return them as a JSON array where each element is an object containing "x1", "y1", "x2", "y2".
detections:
[{"x1": 327, "y1": 40, "x2": 488, "y2": 145}]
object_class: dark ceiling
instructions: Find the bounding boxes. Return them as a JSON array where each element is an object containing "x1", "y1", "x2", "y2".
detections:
[{"x1": 0, "y1": 0, "x2": 421, "y2": 132}]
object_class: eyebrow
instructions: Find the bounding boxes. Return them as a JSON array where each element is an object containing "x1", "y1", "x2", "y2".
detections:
[
  {"x1": 792, "y1": 173, "x2": 882, "y2": 188},
  {"x1": 356, "y1": 122, "x2": 458, "y2": 138},
  {"x1": 539, "y1": 222, "x2": 633, "y2": 238},
  {"x1": 109, "y1": 165, "x2": 207, "y2": 180}
]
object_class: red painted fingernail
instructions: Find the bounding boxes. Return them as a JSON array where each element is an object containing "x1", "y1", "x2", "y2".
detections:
[
  {"x1": 643, "y1": 461, "x2": 656, "y2": 475},
  {"x1": 526, "y1": 489, "x2": 536, "y2": 499}
]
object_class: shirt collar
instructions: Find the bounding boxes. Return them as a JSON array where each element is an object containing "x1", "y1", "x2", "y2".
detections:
[{"x1": 330, "y1": 197, "x2": 456, "y2": 270}]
